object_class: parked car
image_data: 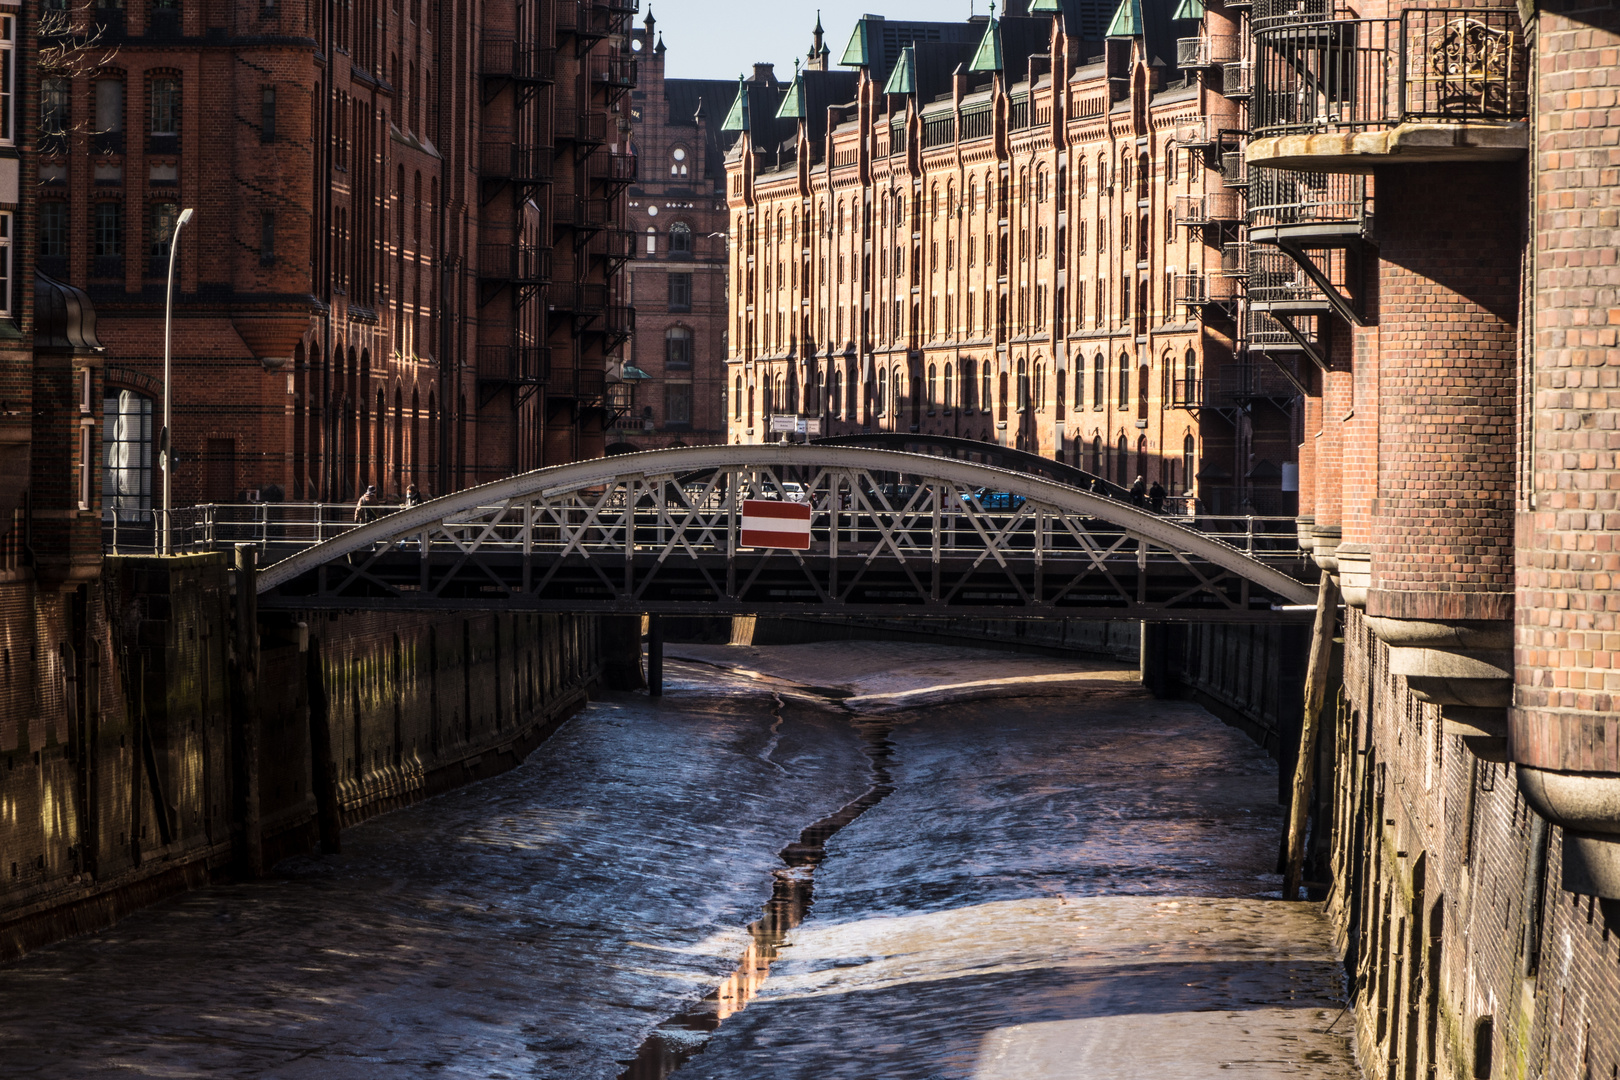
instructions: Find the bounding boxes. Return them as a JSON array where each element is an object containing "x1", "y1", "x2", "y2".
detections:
[{"x1": 963, "y1": 488, "x2": 1025, "y2": 511}]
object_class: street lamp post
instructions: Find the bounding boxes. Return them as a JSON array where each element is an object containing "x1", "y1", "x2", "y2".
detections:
[{"x1": 160, "y1": 207, "x2": 194, "y2": 555}]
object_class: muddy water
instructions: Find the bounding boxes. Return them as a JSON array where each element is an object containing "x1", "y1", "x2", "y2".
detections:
[{"x1": 0, "y1": 643, "x2": 1356, "y2": 1079}]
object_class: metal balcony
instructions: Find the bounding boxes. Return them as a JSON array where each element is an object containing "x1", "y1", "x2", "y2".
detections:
[
  {"x1": 549, "y1": 282, "x2": 609, "y2": 316},
  {"x1": 479, "y1": 142, "x2": 554, "y2": 184},
  {"x1": 1171, "y1": 378, "x2": 1203, "y2": 409},
  {"x1": 590, "y1": 53, "x2": 637, "y2": 90},
  {"x1": 1247, "y1": 248, "x2": 1334, "y2": 315},
  {"x1": 481, "y1": 35, "x2": 556, "y2": 84},
  {"x1": 1221, "y1": 241, "x2": 1253, "y2": 277},
  {"x1": 1220, "y1": 360, "x2": 1303, "y2": 401},
  {"x1": 1176, "y1": 35, "x2": 1240, "y2": 70},
  {"x1": 553, "y1": 195, "x2": 609, "y2": 237},
  {"x1": 1175, "y1": 272, "x2": 1240, "y2": 314},
  {"x1": 1246, "y1": 169, "x2": 1365, "y2": 242},
  {"x1": 475, "y1": 345, "x2": 551, "y2": 407},
  {"x1": 1221, "y1": 149, "x2": 1248, "y2": 189},
  {"x1": 478, "y1": 243, "x2": 553, "y2": 284},
  {"x1": 555, "y1": 108, "x2": 609, "y2": 146},
  {"x1": 1221, "y1": 60, "x2": 1252, "y2": 100},
  {"x1": 590, "y1": 150, "x2": 638, "y2": 187},
  {"x1": 1174, "y1": 192, "x2": 1245, "y2": 228},
  {"x1": 1252, "y1": 9, "x2": 1527, "y2": 141},
  {"x1": 1252, "y1": 0, "x2": 1334, "y2": 31},
  {"x1": 549, "y1": 365, "x2": 609, "y2": 404},
  {"x1": 1174, "y1": 116, "x2": 1217, "y2": 149}
]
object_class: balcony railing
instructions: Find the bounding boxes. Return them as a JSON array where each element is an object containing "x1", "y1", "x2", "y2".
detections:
[
  {"x1": 549, "y1": 365, "x2": 609, "y2": 402},
  {"x1": 1173, "y1": 116, "x2": 1217, "y2": 149},
  {"x1": 550, "y1": 282, "x2": 609, "y2": 315},
  {"x1": 1176, "y1": 35, "x2": 1240, "y2": 69},
  {"x1": 477, "y1": 243, "x2": 553, "y2": 283},
  {"x1": 1247, "y1": 248, "x2": 1337, "y2": 313},
  {"x1": 1253, "y1": 0, "x2": 1334, "y2": 31},
  {"x1": 1253, "y1": 9, "x2": 1526, "y2": 139},
  {"x1": 1221, "y1": 60, "x2": 1252, "y2": 100},
  {"x1": 1220, "y1": 361, "x2": 1300, "y2": 400},
  {"x1": 1171, "y1": 378, "x2": 1203, "y2": 408},
  {"x1": 1246, "y1": 169, "x2": 1365, "y2": 235},
  {"x1": 481, "y1": 35, "x2": 556, "y2": 82},
  {"x1": 590, "y1": 53, "x2": 637, "y2": 88},
  {"x1": 553, "y1": 195, "x2": 609, "y2": 230},
  {"x1": 1248, "y1": 310, "x2": 1321, "y2": 352},
  {"x1": 605, "y1": 304, "x2": 635, "y2": 338},
  {"x1": 1221, "y1": 241, "x2": 1252, "y2": 277},
  {"x1": 1174, "y1": 192, "x2": 1245, "y2": 227},
  {"x1": 480, "y1": 142, "x2": 554, "y2": 183},
  {"x1": 555, "y1": 108, "x2": 608, "y2": 145},
  {"x1": 1221, "y1": 149, "x2": 1248, "y2": 188},
  {"x1": 590, "y1": 150, "x2": 638, "y2": 185},
  {"x1": 477, "y1": 344, "x2": 551, "y2": 384},
  {"x1": 1175, "y1": 273, "x2": 1240, "y2": 310}
]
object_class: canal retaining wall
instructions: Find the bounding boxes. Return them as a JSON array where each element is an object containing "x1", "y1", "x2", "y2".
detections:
[{"x1": 0, "y1": 555, "x2": 602, "y2": 961}]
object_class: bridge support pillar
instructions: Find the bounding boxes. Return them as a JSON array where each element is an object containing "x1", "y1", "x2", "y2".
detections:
[
  {"x1": 1139, "y1": 622, "x2": 1170, "y2": 699},
  {"x1": 647, "y1": 615, "x2": 664, "y2": 698},
  {"x1": 230, "y1": 545, "x2": 265, "y2": 878}
]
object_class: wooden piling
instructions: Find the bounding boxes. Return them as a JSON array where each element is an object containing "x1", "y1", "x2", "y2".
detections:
[{"x1": 1284, "y1": 572, "x2": 1339, "y2": 900}]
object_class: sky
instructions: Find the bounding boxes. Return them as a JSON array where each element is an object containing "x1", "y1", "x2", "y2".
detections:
[{"x1": 645, "y1": 0, "x2": 990, "y2": 82}]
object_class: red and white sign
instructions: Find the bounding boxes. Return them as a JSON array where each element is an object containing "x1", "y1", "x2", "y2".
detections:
[{"x1": 740, "y1": 499, "x2": 812, "y2": 550}]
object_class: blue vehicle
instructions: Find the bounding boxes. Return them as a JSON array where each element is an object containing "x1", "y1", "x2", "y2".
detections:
[{"x1": 963, "y1": 487, "x2": 1025, "y2": 510}]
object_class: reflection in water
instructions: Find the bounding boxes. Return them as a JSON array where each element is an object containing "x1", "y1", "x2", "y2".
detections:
[{"x1": 617, "y1": 715, "x2": 895, "y2": 1080}]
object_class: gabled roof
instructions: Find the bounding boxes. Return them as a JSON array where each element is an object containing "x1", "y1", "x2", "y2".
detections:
[
  {"x1": 840, "y1": 18, "x2": 872, "y2": 67},
  {"x1": 1171, "y1": 0, "x2": 1204, "y2": 19},
  {"x1": 968, "y1": 10, "x2": 1003, "y2": 72},
  {"x1": 883, "y1": 44, "x2": 917, "y2": 94},
  {"x1": 1029, "y1": 0, "x2": 1063, "y2": 11},
  {"x1": 721, "y1": 75, "x2": 750, "y2": 131},
  {"x1": 776, "y1": 68, "x2": 807, "y2": 120},
  {"x1": 1106, "y1": 0, "x2": 1142, "y2": 38}
]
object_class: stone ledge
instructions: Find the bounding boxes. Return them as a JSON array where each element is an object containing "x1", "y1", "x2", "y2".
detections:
[{"x1": 1247, "y1": 121, "x2": 1529, "y2": 172}]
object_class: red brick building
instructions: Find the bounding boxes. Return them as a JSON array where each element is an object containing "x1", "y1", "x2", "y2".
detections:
[
  {"x1": 34, "y1": 0, "x2": 637, "y2": 515},
  {"x1": 611, "y1": 12, "x2": 732, "y2": 451},
  {"x1": 723, "y1": 2, "x2": 1302, "y2": 515}
]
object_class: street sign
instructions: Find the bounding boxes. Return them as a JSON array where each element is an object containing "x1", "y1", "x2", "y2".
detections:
[
  {"x1": 769, "y1": 414, "x2": 798, "y2": 433},
  {"x1": 740, "y1": 499, "x2": 812, "y2": 550},
  {"x1": 801, "y1": 417, "x2": 822, "y2": 435}
]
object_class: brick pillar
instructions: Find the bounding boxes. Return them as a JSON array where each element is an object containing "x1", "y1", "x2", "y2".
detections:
[
  {"x1": 1513, "y1": 1, "x2": 1620, "y2": 898},
  {"x1": 1367, "y1": 165, "x2": 1521, "y2": 625},
  {"x1": 1312, "y1": 359, "x2": 1352, "y2": 569},
  {"x1": 1295, "y1": 382, "x2": 1319, "y2": 555}
]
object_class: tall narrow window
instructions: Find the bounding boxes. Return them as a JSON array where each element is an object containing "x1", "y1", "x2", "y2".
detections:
[
  {"x1": 261, "y1": 87, "x2": 277, "y2": 142},
  {"x1": 260, "y1": 210, "x2": 276, "y2": 264},
  {"x1": 103, "y1": 389, "x2": 154, "y2": 519},
  {"x1": 0, "y1": 15, "x2": 13, "y2": 146},
  {"x1": 0, "y1": 211, "x2": 10, "y2": 317},
  {"x1": 664, "y1": 383, "x2": 692, "y2": 426},
  {"x1": 667, "y1": 271, "x2": 692, "y2": 312},
  {"x1": 94, "y1": 202, "x2": 124, "y2": 274},
  {"x1": 40, "y1": 77, "x2": 68, "y2": 138},
  {"x1": 39, "y1": 202, "x2": 67, "y2": 260},
  {"x1": 665, "y1": 327, "x2": 692, "y2": 370},
  {"x1": 147, "y1": 201, "x2": 177, "y2": 277},
  {"x1": 95, "y1": 79, "x2": 124, "y2": 135},
  {"x1": 669, "y1": 222, "x2": 692, "y2": 255},
  {"x1": 1117, "y1": 353, "x2": 1130, "y2": 410},
  {"x1": 150, "y1": 76, "x2": 180, "y2": 135}
]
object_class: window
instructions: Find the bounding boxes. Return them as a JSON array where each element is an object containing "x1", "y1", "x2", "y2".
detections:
[
  {"x1": 40, "y1": 77, "x2": 69, "y2": 136},
  {"x1": 669, "y1": 221, "x2": 692, "y2": 255},
  {"x1": 927, "y1": 363, "x2": 937, "y2": 413},
  {"x1": 1183, "y1": 433, "x2": 1196, "y2": 493},
  {"x1": 877, "y1": 367, "x2": 888, "y2": 417},
  {"x1": 151, "y1": 77, "x2": 180, "y2": 135},
  {"x1": 1016, "y1": 358, "x2": 1028, "y2": 412},
  {"x1": 664, "y1": 382, "x2": 692, "y2": 426},
  {"x1": 94, "y1": 202, "x2": 124, "y2": 256},
  {"x1": 668, "y1": 271, "x2": 692, "y2": 312},
  {"x1": 733, "y1": 375, "x2": 742, "y2": 420},
  {"x1": 260, "y1": 211, "x2": 275, "y2": 264},
  {"x1": 95, "y1": 79, "x2": 124, "y2": 134},
  {"x1": 261, "y1": 87, "x2": 276, "y2": 142},
  {"x1": 39, "y1": 202, "x2": 67, "y2": 260},
  {"x1": 1117, "y1": 353, "x2": 1130, "y2": 409},
  {"x1": 646, "y1": 227, "x2": 656, "y2": 255},
  {"x1": 0, "y1": 211, "x2": 10, "y2": 316},
  {"x1": 103, "y1": 389, "x2": 154, "y2": 519},
  {"x1": 147, "y1": 202, "x2": 178, "y2": 274},
  {"x1": 665, "y1": 327, "x2": 692, "y2": 370},
  {"x1": 1093, "y1": 354, "x2": 1105, "y2": 410},
  {"x1": 0, "y1": 15, "x2": 12, "y2": 146}
]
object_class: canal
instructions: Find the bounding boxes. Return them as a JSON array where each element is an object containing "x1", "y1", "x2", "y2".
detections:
[{"x1": 0, "y1": 642, "x2": 1356, "y2": 1079}]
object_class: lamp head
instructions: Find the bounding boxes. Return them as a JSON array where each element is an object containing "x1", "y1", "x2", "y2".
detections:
[{"x1": 177, "y1": 207, "x2": 195, "y2": 227}]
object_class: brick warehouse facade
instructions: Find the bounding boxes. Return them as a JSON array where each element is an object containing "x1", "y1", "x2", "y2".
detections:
[
  {"x1": 1231, "y1": 0, "x2": 1620, "y2": 1075},
  {"x1": 37, "y1": 0, "x2": 639, "y2": 511},
  {"x1": 611, "y1": 11, "x2": 732, "y2": 452},
  {"x1": 722, "y1": 1, "x2": 1303, "y2": 516},
  {"x1": 1, "y1": 0, "x2": 629, "y2": 956}
]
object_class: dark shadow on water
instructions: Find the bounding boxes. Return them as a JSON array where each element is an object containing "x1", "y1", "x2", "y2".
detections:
[{"x1": 615, "y1": 706, "x2": 895, "y2": 1080}]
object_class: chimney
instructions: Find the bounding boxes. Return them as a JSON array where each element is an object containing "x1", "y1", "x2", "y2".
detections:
[{"x1": 752, "y1": 62, "x2": 776, "y2": 85}]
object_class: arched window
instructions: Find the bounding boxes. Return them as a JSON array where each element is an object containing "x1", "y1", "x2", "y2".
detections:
[
  {"x1": 1138, "y1": 363, "x2": 1150, "y2": 419},
  {"x1": 734, "y1": 375, "x2": 743, "y2": 420},
  {"x1": 665, "y1": 327, "x2": 692, "y2": 369},
  {"x1": 1093, "y1": 354, "x2": 1105, "y2": 410},
  {"x1": 999, "y1": 369, "x2": 1010, "y2": 422},
  {"x1": 1056, "y1": 366, "x2": 1066, "y2": 421},
  {"x1": 1184, "y1": 348, "x2": 1198, "y2": 395},
  {"x1": 927, "y1": 363, "x2": 938, "y2": 413},
  {"x1": 1137, "y1": 152, "x2": 1150, "y2": 190},
  {"x1": 669, "y1": 222, "x2": 692, "y2": 255},
  {"x1": 1090, "y1": 435, "x2": 1102, "y2": 475},
  {"x1": 1116, "y1": 433, "x2": 1129, "y2": 486},
  {"x1": 830, "y1": 369, "x2": 841, "y2": 419},
  {"x1": 1017, "y1": 358, "x2": 1028, "y2": 412},
  {"x1": 1118, "y1": 353, "x2": 1130, "y2": 410},
  {"x1": 983, "y1": 363, "x2": 992, "y2": 418},
  {"x1": 944, "y1": 363, "x2": 954, "y2": 411},
  {"x1": 1137, "y1": 434, "x2": 1149, "y2": 478},
  {"x1": 878, "y1": 367, "x2": 888, "y2": 417},
  {"x1": 1183, "y1": 432, "x2": 1196, "y2": 494},
  {"x1": 103, "y1": 388, "x2": 154, "y2": 519},
  {"x1": 962, "y1": 358, "x2": 976, "y2": 411},
  {"x1": 763, "y1": 375, "x2": 774, "y2": 417}
]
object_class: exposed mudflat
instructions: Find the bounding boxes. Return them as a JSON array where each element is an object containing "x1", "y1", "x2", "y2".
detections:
[{"x1": 0, "y1": 641, "x2": 1356, "y2": 1080}]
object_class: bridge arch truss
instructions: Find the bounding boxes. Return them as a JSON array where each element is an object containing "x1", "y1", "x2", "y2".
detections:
[{"x1": 256, "y1": 446, "x2": 1316, "y2": 621}]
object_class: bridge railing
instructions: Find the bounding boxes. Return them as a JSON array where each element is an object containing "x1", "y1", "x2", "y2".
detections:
[{"x1": 103, "y1": 500, "x2": 1306, "y2": 562}]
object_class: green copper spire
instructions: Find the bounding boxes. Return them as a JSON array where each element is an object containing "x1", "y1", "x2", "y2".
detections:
[
  {"x1": 968, "y1": 2, "x2": 1003, "y2": 72},
  {"x1": 840, "y1": 18, "x2": 872, "y2": 66},
  {"x1": 1029, "y1": 0, "x2": 1064, "y2": 12},
  {"x1": 883, "y1": 44, "x2": 917, "y2": 95},
  {"x1": 1106, "y1": 0, "x2": 1143, "y2": 38},
  {"x1": 721, "y1": 75, "x2": 750, "y2": 132},
  {"x1": 1171, "y1": 0, "x2": 1206, "y2": 19},
  {"x1": 776, "y1": 63, "x2": 806, "y2": 120}
]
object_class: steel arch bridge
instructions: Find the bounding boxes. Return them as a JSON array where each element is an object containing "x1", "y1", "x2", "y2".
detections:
[{"x1": 255, "y1": 446, "x2": 1317, "y2": 621}]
